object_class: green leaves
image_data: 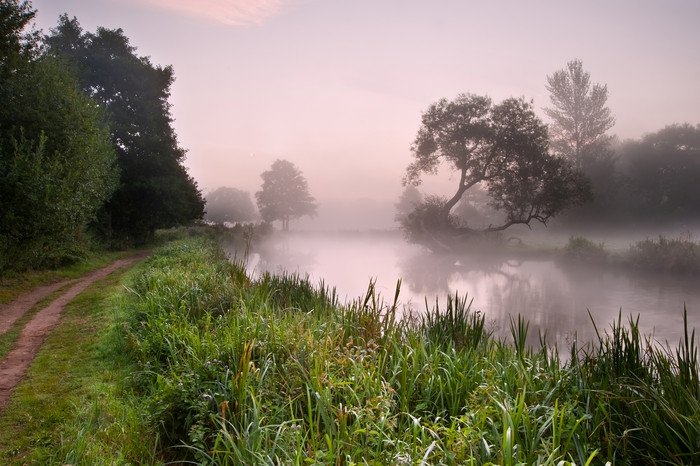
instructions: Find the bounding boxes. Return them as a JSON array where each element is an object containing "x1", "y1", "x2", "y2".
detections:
[
  {"x1": 0, "y1": 46, "x2": 118, "y2": 270},
  {"x1": 46, "y1": 15, "x2": 205, "y2": 245}
]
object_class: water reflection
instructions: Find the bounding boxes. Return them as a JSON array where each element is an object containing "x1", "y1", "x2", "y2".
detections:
[{"x1": 239, "y1": 231, "x2": 698, "y2": 349}]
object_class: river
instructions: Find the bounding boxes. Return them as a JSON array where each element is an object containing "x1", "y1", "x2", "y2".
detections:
[{"x1": 237, "y1": 230, "x2": 699, "y2": 350}]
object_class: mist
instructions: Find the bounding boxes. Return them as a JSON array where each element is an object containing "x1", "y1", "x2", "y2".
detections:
[
  {"x1": 28, "y1": 0, "x2": 700, "y2": 346},
  {"x1": 235, "y1": 227, "x2": 700, "y2": 349}
]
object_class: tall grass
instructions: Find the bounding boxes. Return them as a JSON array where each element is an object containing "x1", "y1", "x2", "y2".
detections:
[{"x1": 113, "y1": 236, "x2": 698, "y2": 464}]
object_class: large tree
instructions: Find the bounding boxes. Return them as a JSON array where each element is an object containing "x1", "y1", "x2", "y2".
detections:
[
  {"x1": 205, "y1": 187, "x2": 257, "y2": 225},
  {"x1": 544, "y1": 59, "x2": 615, "y2": 169},
  {"x1": 545, "y1": 59, "x2": 619, "y2": 226},
  {"x1": 45, "y1": 15, "x2": 204, "y2": 245},
  {"x1": 403, "y1": 94, "x2": 590, "y2": 246},
  {"x1": 0, "y1": 1, "x2": 118, "y2": 271},
  {"x1": 255, "y1": 159, "x2": 317, "y2": 231}
]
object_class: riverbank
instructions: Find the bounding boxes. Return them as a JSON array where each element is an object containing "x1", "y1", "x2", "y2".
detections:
[{"x1": 1, "y1": 232, "x2": 698, "y2": 463}]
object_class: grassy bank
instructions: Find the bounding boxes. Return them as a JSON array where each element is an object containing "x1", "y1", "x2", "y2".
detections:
[
  {"x1": 559, "y1": 234, "x2": 700, "y2": 274},
  {"x1": 117, "y1": 237, "x2": 698, "y2": 463},
  {"x1": 2, "y1": 233, "x2": 698, "y2": 464},
  {"x1": 0, "y1": 261, "x2": 159, "y2": 464}
]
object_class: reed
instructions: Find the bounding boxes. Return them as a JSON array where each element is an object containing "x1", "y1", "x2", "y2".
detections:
[{"x1": 108, "y1": 236, "x2": 697, "y2": 464}]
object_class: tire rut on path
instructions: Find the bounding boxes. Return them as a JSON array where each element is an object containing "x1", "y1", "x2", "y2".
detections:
[{"x1": 0, "y1": 254, "x2": 148, "y2": 412}]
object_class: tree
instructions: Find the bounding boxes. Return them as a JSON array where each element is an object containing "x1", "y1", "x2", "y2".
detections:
[
  {"x1": 0, "y1": 2, "x2": 118, "y2": 271},
  {"x1": 544, "y1": 59, "x2": 615, "y2": 169},
  {"x1": 255, "y1": 159, "x2": 317, "y2": 231},
  {"x1": 617, "y1": 123, "x2": 700, "y2": 224},
  {"x1": 544, "y1": 60, "x2": 618, "y2": 227},
  {"x1": 0, "y1": 0, "x2": 39, "y2": 79},
  {"x1": 394, "y1": 185, "x2": 422, "y2": 225},
  {"x1": 205, "y1": 187, "x2": 257, "y2": 225},
  {"x1": 403, "y1": 94, "x2": 590, "y2": 246},
  {"x1": 45, "y1": 15, "x2": 204, "y2": 244}
]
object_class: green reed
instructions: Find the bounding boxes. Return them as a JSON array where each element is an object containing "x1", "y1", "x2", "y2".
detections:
[{"x1": 113, "y1": 235, "x2": 696, "y2": 464}]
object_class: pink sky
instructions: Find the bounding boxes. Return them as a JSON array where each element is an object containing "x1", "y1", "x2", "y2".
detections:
[{"x1": 31, "y1": 0, "x2": 700, "y2": 226}]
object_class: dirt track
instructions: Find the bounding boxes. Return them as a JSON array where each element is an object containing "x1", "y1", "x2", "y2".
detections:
[{"x1": 0, "y1": 255, "x2": 147, "y2": 412}]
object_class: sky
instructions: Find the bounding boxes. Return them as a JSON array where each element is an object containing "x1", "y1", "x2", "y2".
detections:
[{"x1": 30, "y1": 0, "x2": 700, "y2": 228}]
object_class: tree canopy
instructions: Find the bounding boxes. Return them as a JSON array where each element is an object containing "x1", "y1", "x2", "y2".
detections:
[
  {"x1": 45, "y1": 15, "x2": 204, "y2": 244},
  {"x1": 205, "y1": 187, "x2": 257, "y2": 225},
  {"x1": 0, "y1": 1, "x2": 118, "y2": 271},
  {"x1": 255, "y1": 159, "x2": 317, "y2": 231},
  {"x1": 544, "y1": 59, "x2": 615, "y2": 169},
  {"x1": 617, "y1": 123, "x2": 700, "y2": 223},
  {"x1": 403, "y1": 94, "x2": 591, "y2": 246},
  {"x1": 544, "y1": 59, "x2": 622, "y2": 227}
]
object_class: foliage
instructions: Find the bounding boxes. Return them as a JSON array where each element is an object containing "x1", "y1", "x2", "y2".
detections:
[
  {"x1": 544, "y1": 59, "x2": 620, "y2": 228},
  {"x1": 0, "y1": 4, "x2": 118, "y2": 272},
  {"x1": 560, "y1": 236, "x2": 608, "y2": 264},
  {"x1": 394, "y1": 184, "x2": 422, "y2": 224},
  {"x1": 45, "y1": 15, "x2": 205, "y2": 245},
  {"x1": 626, "y1": 235, "x2": 700, "y2": 274},
  {"x1": 255, "y1": 159, "x2": 317, "y2": 231},
  {"x1": 0, "y1": 0, "x2": 39, "y2": 79},
  {"x1": 398, "y1": 194, "x2": 460, "y2": 248},
  {"x1": 403, "y1": 93, "x2": 591, "y2": 244},
  {"x1": 544, "y1": 59, "x2": 615, "y2": 169},
  {"x1": 111, "y1": 236, "x2": 699, "y2": 464},
  {"x1": 204, "y1": 186, "x2": 257, "y2": 225},
  {"x1": 616, "y1": 124, "x2": 700, "y2": 224}
]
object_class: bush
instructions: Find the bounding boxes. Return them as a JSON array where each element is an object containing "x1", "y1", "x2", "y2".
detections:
[
  {"x1": 626, "y1": 235, "x2": 700, "y2": 273},
  {"x1": 560, "y1": 236, "x2": 608, "y2": 264}
]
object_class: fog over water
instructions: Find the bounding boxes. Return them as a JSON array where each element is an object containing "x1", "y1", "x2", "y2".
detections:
[{"x1": 236, "y1": 230, "x2": 700, "y2": 350}]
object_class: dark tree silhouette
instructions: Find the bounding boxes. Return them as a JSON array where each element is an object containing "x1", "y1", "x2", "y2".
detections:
[
  {"x1": 46, "y1": 15, "x2": 204, "y2": 245},
  {"x1": 403, "y1": 94, "x2": 591, "y2": 247},
  {"x1": 255, "y1": 159, "x2": 317, "y2": 231}
]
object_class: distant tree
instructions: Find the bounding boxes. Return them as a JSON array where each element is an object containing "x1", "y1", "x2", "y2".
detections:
[
  {"x1": 544, "y1": 59, "x2": 618, "y2": 226},
  {"x1": 45, "y1": 15, "x2": 204, "y2": 245},
  {"x1": 617, "y1": 123, "x2": 700, "y2": 223},
  {"x1": 0, "y1": 2, "x2": 118, "y2": 271},
  {"x1": 394, "y1": 185, "x2": 422, "y2": 224},
  {"x1": 544, "y1": 59, "x2": 615, "y2": 169},
  {"x1": 205, "y1": 187, "x2": 257, "y2": 225},
  {"x1": 403, "y1": 93, "x2": 590, "y2": 247},
  {"x1": 255, "y1": 159, "x2": 317, "y2": 231}
]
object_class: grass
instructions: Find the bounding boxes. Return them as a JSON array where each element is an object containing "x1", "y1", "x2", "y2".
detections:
[
  {"x1": 0, "y1": 283, "x2": 73, "y2": 361},
  {"x1": 112, "y1": 235, "x2": 698, "y2": 463},
  {"x1": 559, "y1": 234, "x2": 700, "y2": 274},
  {"x1": 0, "y1": 258, "x2": 160, "y2": 465},
  {"x1": 1, "y1": 230, "x2": 698, "y2": 464},
  {"x1": 0, "y1": 249, "x2": 138, "y2": 304}
]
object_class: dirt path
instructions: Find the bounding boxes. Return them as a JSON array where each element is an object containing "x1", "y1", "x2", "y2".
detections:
[{"x1": 0, "y1": 254, "x2": 148, "y2": 412}]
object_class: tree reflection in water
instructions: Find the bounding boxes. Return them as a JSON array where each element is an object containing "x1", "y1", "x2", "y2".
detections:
[{"x1": 233, "y1": 231, "x2": 698, "y2": 352}]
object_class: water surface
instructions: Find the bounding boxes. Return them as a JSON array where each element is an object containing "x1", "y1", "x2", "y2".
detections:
[{"x1": 239, "y1": 231, "x2": 699, "y2": 349}]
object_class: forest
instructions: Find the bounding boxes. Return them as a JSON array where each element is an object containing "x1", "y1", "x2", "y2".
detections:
[{"x1": 0, "y1": 1, "x2": 204, "y2": 273}]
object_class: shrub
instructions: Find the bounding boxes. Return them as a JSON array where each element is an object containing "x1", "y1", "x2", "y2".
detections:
[
  {"x1": 560, "y1": 236, "x2": 608, "y2": 264},
  {"x1": 626, "y1": 235, "x2": 700, "y2": 273}
]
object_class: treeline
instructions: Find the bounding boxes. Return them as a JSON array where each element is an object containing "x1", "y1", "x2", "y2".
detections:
[
  {"x1": 0, "y1": 1, "x2": 204, "y2": 272},
  {"x1": 562, "y1": 123, "x2": 700, "y2": 230}
]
